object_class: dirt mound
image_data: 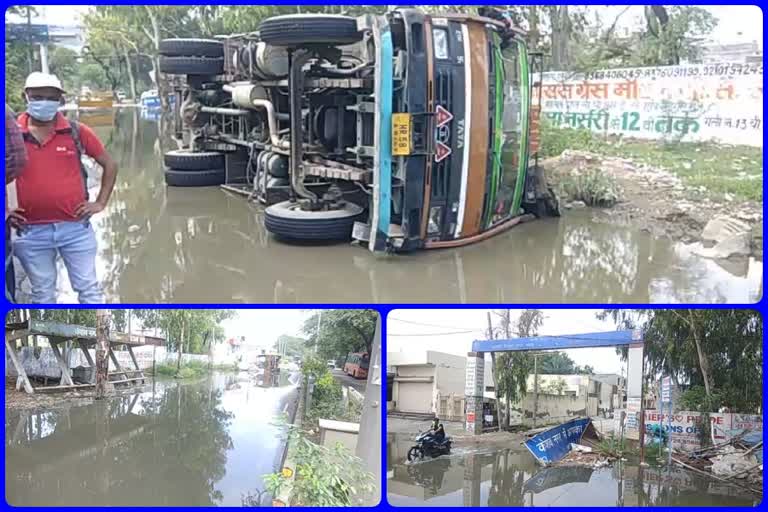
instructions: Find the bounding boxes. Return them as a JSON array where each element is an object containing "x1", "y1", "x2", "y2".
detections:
[{"x1": 542, "y1": 150, "x2": 762, "y2": 257}]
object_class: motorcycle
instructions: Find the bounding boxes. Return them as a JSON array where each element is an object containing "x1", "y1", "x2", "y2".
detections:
[{"x1": 407, "y1": 429, "x2": 452, "y2": 461}]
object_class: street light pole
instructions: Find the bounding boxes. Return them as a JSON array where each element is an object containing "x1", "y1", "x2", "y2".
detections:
[
  {"x1": 314, "y1": 310, "x2": 322, "y2": 354},
  {"x1": 355, "y1": 314, "x2": 381, "y2": 506}
]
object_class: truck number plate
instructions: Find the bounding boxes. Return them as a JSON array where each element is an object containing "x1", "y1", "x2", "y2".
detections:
[{"x1": 392, "y1": 113, "x2": 412, "y2": 156}]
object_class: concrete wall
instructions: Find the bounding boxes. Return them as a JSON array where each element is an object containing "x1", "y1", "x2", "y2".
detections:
[
  {"x1": 6, "y1": 345, "x2": 218, "y2": 380},
  {"x1": 318, "y1": 419, "x2": 359, "y2": 452},
  {"x1": 432, "y1": 352, "x2": 465, "y2": 397},
  {"x1": 509, "y1": 392, "x2": 599, "y2": 427},
  {"x1": 320, "y1": 428, "x2": 358, "y2": 452}
]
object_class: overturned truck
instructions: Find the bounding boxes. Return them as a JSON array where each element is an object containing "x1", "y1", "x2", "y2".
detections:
[{"x1": 160, "y1": 7, "x2": 557, "y2": 253}]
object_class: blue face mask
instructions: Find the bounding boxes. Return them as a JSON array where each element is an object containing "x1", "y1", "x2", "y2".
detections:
[{"x1": 27, "y1": 100, "x2": 60, "y2": 122}]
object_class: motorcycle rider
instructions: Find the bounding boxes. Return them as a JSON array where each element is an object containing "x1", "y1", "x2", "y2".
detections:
[{"x1": 430, "y1": 417, "x2": 446, "y2": 442}]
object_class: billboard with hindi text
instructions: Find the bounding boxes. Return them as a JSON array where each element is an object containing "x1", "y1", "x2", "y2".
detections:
[{"x1": 539, "y1": 62, "x2": 763, "y2": 147}]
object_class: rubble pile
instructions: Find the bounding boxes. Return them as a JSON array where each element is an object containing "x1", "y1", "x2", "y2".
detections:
[
  {"x1": 673, "y1": 433, "x2": 763, "y2": 495},
  {"x1": 556, "y1": 443, "x2": 614, "y2": 469}
]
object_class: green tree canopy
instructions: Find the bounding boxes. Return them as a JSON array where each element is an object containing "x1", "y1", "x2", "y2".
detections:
[
  {"x1": 598, "y1": 309, "x2": 762, "y2": 412},
  {"x1": 302, "y1": 309, "x2": 378, "y2": 361},
  {"x1": 492, "y1": 310, "x2": 543, "y2": 408},
  {"x1": 274, "y1": 334, "x2": 308, "y2": 359},
  {"x1": 134, "y1": 309, "x2": 233, "y2": 354}
]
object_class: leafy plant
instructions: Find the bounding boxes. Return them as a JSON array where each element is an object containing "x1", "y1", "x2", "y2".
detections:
[
  {"x1": 596, "y1": 434, "x2": 628, "y2": 457},
  {"x1": 263, "y1": 424, "x2": 374, "y2": 507},
  {"x1": 301, "y1": 355, "x2": 330, "y2": 380},
  {"x1": 562, "y1": 168, "x2": 622, "y2": 207}
]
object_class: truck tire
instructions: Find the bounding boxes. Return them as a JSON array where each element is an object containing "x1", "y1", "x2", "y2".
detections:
[
  {"x1": 165, "y1": 168, "x2": 225, "y2": 187},
  {"x1": 264, "y1": 200, "x2": 364, "y2": 242},
  {"x1": 159, "y1": 56, "x2": 224, "y2": 76},
  {"x1": 164, "y1": 150, "x2": 224, "y2": 171},
  {"x1": 159, "y1": 38, "x2": 224, "y2": 58},
  {"x1": 259, "y1": 15, "x2": 362, "y2": 47}
]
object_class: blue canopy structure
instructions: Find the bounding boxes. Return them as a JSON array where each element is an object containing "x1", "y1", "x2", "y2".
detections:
[{"x1": 472, "y1": 329, "x2": 642, "y2": 352}]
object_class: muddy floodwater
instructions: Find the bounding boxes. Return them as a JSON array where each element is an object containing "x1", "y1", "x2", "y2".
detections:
[
  {"x1": 386, "y1": 434, "x2": 759, "y2": 507},
  {"x1": 5, "y1": 371, "x2": 299, "y2": 507},
  {"x1": 18, "y1": 109, "x2": 760, "y2": 303}
]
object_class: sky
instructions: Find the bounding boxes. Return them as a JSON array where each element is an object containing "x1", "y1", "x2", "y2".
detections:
[
  {"x1": 220, "y1": 309, "x2": 312, "y2": 350},
  {"x1": 9, "y1": 5, "x2": 764, "y2": 48},
  {"x1": 387, "y1": 309, "x2": 627, "y2": 375}
]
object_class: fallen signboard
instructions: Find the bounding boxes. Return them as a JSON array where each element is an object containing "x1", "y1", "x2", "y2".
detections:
[{"x1": 524, "y1": 417, "x2": 601, "y2": 465}]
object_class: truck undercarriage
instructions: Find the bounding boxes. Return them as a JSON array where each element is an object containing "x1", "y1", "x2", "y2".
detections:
[{"x1": 160, "y1": 8, "x2": 558, "y2": 254}]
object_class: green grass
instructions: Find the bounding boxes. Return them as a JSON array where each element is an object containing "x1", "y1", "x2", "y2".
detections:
[
  {"x1": 151, "y1": 360, "x2": 209, "y2": 379},
  {"x1": 541, "y1": 124, "x2": 763, "y2": 202}
]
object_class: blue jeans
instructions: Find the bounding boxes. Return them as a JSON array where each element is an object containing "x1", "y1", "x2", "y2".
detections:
[{"x1": 13, "y1": 221, "x2": 104, "y2": 304}]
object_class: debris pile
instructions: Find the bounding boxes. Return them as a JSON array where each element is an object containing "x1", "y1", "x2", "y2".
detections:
[
  {"x1": 556, "y1": 443, "x2": 614, "y2": 469},
  {"x1": 672, "y1": 433, "x2": 762, "y2": 495}
]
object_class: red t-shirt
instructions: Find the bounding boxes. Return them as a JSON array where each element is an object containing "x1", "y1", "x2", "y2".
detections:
[{"x1": 15, "y1": 112, "x2": 106, "y2": 224}]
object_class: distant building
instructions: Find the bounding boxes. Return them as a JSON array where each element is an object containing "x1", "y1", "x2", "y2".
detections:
[
  {"x1": 387, "y1": 350, "x2": 494, "y2": 421},
  {"x1": 48, "y1": 24, "x2": 86, "y2": 54},
  {"x1": 6, "y1": 23, "x2": 86, "y2": 54}
]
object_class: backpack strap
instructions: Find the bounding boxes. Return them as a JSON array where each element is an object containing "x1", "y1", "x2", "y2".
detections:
[{"x1": 68, "y1": 119, "x2": 90, "y2": 201}]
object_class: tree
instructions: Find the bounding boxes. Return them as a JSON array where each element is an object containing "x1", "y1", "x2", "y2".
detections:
[
  {"x1": 543, "y1": 377, "x2": 568, "y2": 395},
  {"x1": 274, "y1": 334, "x2": 307, "y2": 358},
  {"x1": 46, "y1": 46, "x2": 79, "y2": 90},
  {"x1": 492, "y1": 309, "x2": 544, "y2": 429},
  {"x1": 640, "y1": 5, "x2": 716, "y2": 65},
  {"x1": 574, "y1": 5, "x2": 717, "y2": 70},
  {"x1": 538, "y1": 352, "x2": 578, "y2": 374},
  {"x1": 598, "y1": 309, "x2": 762, "y2": 412},
  {"x1": 94, "y1": 309, "x2": 111, "y2": 400},
  {"x1": 302, "y1": 310, "x2": 378, "y2": 361},
  {"x1": 134, "y1": 309, "x2": 233, "y2": 373}
]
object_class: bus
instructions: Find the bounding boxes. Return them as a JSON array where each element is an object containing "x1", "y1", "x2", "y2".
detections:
[{"x1": 344, "y1": 352, "x2": 370, "y2": 379}]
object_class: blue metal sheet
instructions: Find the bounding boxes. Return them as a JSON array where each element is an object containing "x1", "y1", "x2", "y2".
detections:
[
  {"x1": 472, "y1": 329, "x2": 641, "y2": 353},
  {"x1": 371, "y1": 23, "x2": 393, "y2": 252},
  {"x1": 524, "y1": 417, "x2": 592, "y2": 465}
]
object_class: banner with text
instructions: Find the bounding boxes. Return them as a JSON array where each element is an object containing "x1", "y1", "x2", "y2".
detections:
[{"x1": 539, "y1": 62, "x2": 763, "y2": 146}]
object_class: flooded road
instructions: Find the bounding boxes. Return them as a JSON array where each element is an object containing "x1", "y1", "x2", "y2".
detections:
[
  {"x1": 5, "y1": 371, "x2": 299, "y2": 506},
  {"x1": 17, "y1": 109, "x2": 760, "y2": 303},
  {"x1": 386, "y1": 434, "x2": 759, "y2": 507}
]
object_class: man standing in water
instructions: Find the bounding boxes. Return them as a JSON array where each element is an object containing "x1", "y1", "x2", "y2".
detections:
[
  {"x1": 6, "y1": 103, "x2": 28, "y2": 302},
  {"x1": 9, "y1": 72, "x2": 118, "y2": 303}
]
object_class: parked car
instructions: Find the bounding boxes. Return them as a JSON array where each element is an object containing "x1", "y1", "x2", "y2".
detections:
[{"x1": 159, "y1": 6, "x2": 557, "y2": 253}]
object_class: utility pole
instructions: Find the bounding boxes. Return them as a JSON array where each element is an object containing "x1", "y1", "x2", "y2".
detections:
[
  {"x1": 487, "y1": 312, "x2": 501, "y2": 431},
  {"x1": 533, "y1": 353, "x2": 539, "y2": 428},
  {"x1": 355, "y1": 314, "x2": 381, "y2": 506},
  {"x1": 314, "y1": 310, "x2": 323, "y2": 354},
  {"x1": 26, "y1": 7, "x2": 34, "y2": 73},
  {"x1": 95, "y1": 309, "x2": 112, "y2": 400}
]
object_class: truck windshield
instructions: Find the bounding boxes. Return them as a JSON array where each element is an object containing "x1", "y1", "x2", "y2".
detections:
[{"x1": 491, "y1": 39, "x2": 526, "y2": 223}]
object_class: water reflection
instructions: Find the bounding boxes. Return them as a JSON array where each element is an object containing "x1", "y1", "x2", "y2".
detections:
[
  {"x1": 16, "y1": 109, "x2": 760, "y2": 303},
  {"x1": 386, "y1": 436, "x2": 758, "y2": 507},
  {"x1": 5, "y1": 372, "x2": 299, "y2": 506}
]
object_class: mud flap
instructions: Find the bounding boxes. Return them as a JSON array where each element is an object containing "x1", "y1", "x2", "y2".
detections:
[{"x1": 368, "y1": 17, "x2": 394, "y2": 253}]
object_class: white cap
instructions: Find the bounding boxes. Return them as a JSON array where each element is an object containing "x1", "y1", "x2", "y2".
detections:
[{"x1": 24, "y1": 72, "x2": 65, "y2": 93}]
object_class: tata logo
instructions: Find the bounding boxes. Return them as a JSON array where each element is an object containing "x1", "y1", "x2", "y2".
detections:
[{"x1": 455, "y1": 119, "x2": 465, "y2": 150}]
